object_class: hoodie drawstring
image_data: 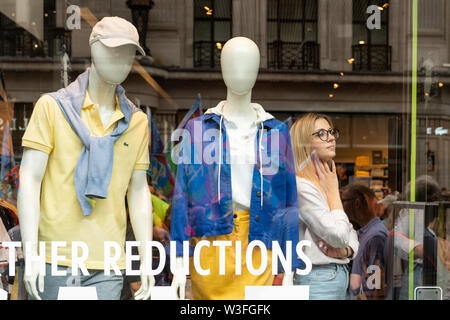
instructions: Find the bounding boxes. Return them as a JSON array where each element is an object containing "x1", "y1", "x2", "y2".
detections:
[{"x1": 218, "y1": 115, "x2": 223, "y2": 204}]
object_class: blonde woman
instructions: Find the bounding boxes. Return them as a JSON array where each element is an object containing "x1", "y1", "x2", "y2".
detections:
[{"x1": 290, "y1": 113, "x2": 359, "y2": 300}]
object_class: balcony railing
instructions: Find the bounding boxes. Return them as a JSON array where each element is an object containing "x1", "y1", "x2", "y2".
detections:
[
  {"x1": 0, "y1": 27, "x2": 71, "y2": 58},
  {"x1": 268, "y1": 41, "x2": 320, "y2": 71},
  {"x1": 194, "y1": 41, "x2": 221, "y2": 68},
  {"x1": 352, "y1": 44, "x2": 391, "y2": 72}
]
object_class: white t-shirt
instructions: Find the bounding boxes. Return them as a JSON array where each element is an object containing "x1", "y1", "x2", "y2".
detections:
[{"x1": 224, "y1": 118, "x2": 258, "y2": 210}]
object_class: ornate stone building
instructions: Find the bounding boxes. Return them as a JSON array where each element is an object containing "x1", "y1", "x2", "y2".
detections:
[{"x1": 1, "y1": 0, "x2": 449, "y2": 191}]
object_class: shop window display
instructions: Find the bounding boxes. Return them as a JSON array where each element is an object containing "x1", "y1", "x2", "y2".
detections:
[{"x1": 0, "y1": 0, "x2": 447, "y2": 304}]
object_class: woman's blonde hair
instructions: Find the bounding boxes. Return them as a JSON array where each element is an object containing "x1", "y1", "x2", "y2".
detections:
[{"x1": 290, "y1": 113, "x2": 334, "y2": 193}]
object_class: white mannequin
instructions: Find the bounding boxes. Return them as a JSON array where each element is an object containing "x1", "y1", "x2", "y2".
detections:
[
  {"x1": 18, "y1": 41, "x2": 154, "y2": 300},
  {"x1": 171, "y1": 37, "x2": 294, "y2": 299}
]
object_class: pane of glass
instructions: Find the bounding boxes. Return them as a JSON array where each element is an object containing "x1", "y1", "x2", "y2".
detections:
[
  {"x1": 370, "y1": 0, "x2": 390, "y2": 23},
  {"x1": 268, "y1": 0, "x2": 278, "y2": 20},
  {"x1": 43, "y1": 0, "x2": 56, "y2": 27},
  {"x1": 304, "y1": 22, "x2": 317, "y2": 41},
  {"x1": 280, "y1": 22, "x2": 302, "y2": 42},
  {"x1": 333, "y1": 115, "x2": 390, "y2": 192},
  {"x1": 371, "y1": 0, "x2": 388, "y2": 7},
  {"x1": 363, "y1": 0, "x2": 389, "y2": 23},
  {"x1": 213, "y1": 0, "x2": 232, "y2": 19},
  {"x1": 279, "y1": 0, "x2": 303, "y2": 20},
  {"x1": 352, "y1": 117, "x2": 389, "y2": 149},
  {"x1": 371, "y1": 27, "x2": 388, "y2": 45},
  {"x1": 381, "y1": 7, "x2": 389, "y2": 23},
  {"x1": 267, "y1": 21, "x2": 278, "y2": 42},
  {"x1": 353, "y1": 0, "x2": 369, "y2": 22},
  {"x1": 305, "y1": 0, "x2": 318, "y2": 20},
  {"x1": 352, "y1": 23, "x2": 368, "y2": 45},
  {"x1": 0, "y1": 0, "x2": 447, "y2": 303},
  {"x1": 214, "y1": 21, "x2": 231, "y2": 42},
  {"x1": 390, "y1": 205, "x2": 427, "y2": 300},
  {"x1": 332, "y1": 117, "x2": 351, "y2": 149},
  {"x1": 194, "y1": 21, "x2": 211, "y2": 42}
]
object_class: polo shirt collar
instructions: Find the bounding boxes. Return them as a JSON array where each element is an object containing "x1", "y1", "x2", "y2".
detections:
[{"x1": 82, "y1": 90, "x2": 125, "y2": 130}]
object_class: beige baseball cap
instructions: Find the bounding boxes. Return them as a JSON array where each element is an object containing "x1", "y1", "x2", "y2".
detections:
[{"x1": 89, "y1": 16, "x2": 146, "y2": 56}]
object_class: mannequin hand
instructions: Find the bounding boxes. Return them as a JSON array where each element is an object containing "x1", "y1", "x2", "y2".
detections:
[
  {"x1": 282, "y1": 272, "x2": 294, "y2": 286},
  {"x1": 134, "y1": 275, "x2": 154, "y2": 300},
  {"x1": 134, "y1": 263, "x2": 155, "y2": 300},
  {"x1": 171, "y1": 257, "x2": 186, "y2": 300},
  {"x1": 171, "y1": 273, "x2": 186, "y2": 300},
  {"x1": 23, "y1": 260, "x2": 44, "y2": 300}
]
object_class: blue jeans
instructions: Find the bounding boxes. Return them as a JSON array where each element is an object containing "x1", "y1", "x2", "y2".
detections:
[
  {"x1": 29, "y1": 264, "x2": 124, "y2": 300},
  {"x1": 294, "y1": 263, "x2": 350, "y2": 300}
]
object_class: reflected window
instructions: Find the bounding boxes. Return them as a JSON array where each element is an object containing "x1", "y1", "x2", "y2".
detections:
[
  {"x1": 267, "y1": 0, "x2": 319, "y2": 70},
  {"x1": 194, "y1": 0, "x2": 232, "y2": 68},
  {"x1": 352, "y1": 0, "x2": 391, "y2": 71},
  {"x1": 0, "y1": 0, "x2": 71, "y2": 58}
]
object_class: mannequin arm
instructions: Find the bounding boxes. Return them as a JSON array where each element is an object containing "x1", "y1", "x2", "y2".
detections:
[
  {"x1": 127, "y1": 170, "x2": 154, "y2": 300},
  {"x1": 282, "y1": 272, "x2": 294, "y2": 286},
  {"x1": 171, "y1": 256, "x2": 187, "y2": 299},
  {"x1": 17, "y1": 148, "x2": 49, "y2": 300}
]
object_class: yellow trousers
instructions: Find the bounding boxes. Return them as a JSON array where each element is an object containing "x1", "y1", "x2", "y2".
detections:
[{"x1": 189, "y1": 211, "x2": 274, "y2": 300}]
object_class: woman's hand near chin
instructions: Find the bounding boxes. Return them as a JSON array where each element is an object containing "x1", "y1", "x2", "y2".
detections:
[{"x1": 312, "y1": 152, "x2": 343, "y2": 211}]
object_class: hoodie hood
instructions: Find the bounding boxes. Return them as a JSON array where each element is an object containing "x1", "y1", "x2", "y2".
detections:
[{"x1": 205, "y1": 100, "x2": 274, "y2": 124}]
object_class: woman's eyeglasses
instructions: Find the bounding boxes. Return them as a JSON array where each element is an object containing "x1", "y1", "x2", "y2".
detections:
[{"x1": 312, "y1": 128, "x2": 340, "y2": 142}]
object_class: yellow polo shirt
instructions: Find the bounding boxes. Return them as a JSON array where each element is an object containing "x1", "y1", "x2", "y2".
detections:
[{"x1": 22, "y1": 92, "x2": 150, "y2": 269}]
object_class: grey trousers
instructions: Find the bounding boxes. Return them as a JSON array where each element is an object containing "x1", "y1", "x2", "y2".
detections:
[{"x1": 28, "y1": 263, "x2": 124, "y2": 300}]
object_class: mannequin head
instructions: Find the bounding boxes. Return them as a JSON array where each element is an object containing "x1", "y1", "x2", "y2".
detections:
[
  {"x1": 90, "y1": 41, "x2": 136, "y2": 85},
  {"x1": 220, "y1": 37, "x2": 260, "y2": 95},
  {"x1": 88, "y1": 16, "x2": 144, "y2": 86}
]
